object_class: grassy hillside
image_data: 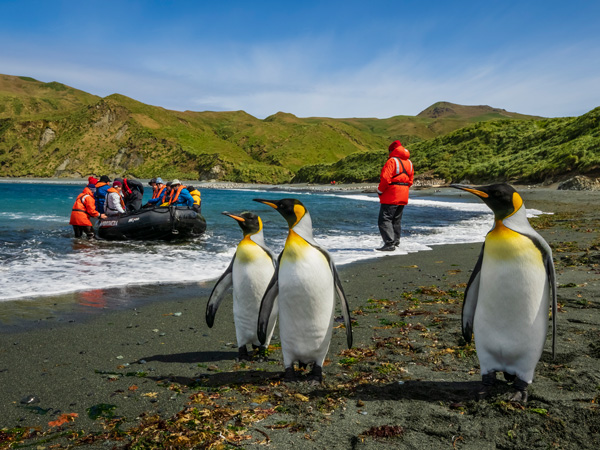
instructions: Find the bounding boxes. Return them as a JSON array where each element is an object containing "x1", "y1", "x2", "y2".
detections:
[
  {"x1": 293, "y1": 107, "x2": 600, "y2": 184},
  {"x1": 0, "y1": 74, "x2": 558, "y2": 183},
  {"x1": 0, "y1": 74, "x2": 100, "y2": 119}
]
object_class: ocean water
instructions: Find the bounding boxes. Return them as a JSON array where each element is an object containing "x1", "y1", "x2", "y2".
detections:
[{"x1": 0, "y1": 181, "x2": 543, "y2": 306}]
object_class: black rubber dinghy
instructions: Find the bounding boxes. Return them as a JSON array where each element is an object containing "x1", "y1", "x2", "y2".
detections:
[{"x1": 97, "y1": 206, "x2": 207, "y2": 241}]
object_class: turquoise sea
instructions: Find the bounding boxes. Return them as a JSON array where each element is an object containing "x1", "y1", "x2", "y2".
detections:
[{"x1": 0, "y1": 180, "x2": 540, "y2": 329}]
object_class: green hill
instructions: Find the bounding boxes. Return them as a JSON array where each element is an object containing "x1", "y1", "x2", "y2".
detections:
[
  {"x1": 293, "y1": 107, "x2": 600, "y2": 184},
  {"x1": 1, "y1": 73, "x2": 582, "y2": 184},
  {"x1": 0, "y1": 74, "x2": 100, "y2": 119}
]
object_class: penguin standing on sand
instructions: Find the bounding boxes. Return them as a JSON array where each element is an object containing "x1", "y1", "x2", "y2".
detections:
[
  {"x1": 452, "y1": 184, "x2": 557, "y2": 402},
  {"x1": 253, "y1": 198, "x2": 353, "y2": 383},
  {"x1": 206, "y1": 212, "x2": 278, "y2": 360}
]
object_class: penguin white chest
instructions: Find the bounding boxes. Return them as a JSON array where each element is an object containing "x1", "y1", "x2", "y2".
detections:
[
  {"x1": 231, "y1": 238, "x2": 275, "y2": 347},
  {"x1": 278, "y1": 232, "x2": 335, "y2": 366}
]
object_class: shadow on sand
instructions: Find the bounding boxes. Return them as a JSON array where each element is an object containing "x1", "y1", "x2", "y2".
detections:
[{"x1": 139, "y1": 350, "x2": 237, "y2": 364}]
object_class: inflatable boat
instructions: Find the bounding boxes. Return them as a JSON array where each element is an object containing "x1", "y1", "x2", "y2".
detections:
[{"x1": 96, "y1": 206, "x2": 207, "y2": 241}]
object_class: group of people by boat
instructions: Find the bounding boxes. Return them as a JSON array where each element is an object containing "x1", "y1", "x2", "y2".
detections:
[{"x1": 69, "y1": 176, "x2": 204, "y2": 240}]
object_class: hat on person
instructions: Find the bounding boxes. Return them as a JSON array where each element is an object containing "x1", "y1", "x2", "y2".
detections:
[
  {"x1": 155, "y1": 177, "x2": 163, "y2": 184},
  {"x1": 86, "y1": 183, "x2": 96, "y2": 190},
  {"x1": 186, "y1": 185, "x2": 194, "y2": 192},
  {"x1": 88, "y1": 176, "x2": 98, "y2": 185},
  {"x1": 148, "y1": 178, "x2": 157, "y2": 186},
  {"x1": 99, "y1": 175, "x2": 111, "y2": 183},
  {"x1": 171, "y1": 179, "x2": 181, "y2": 186},
  {"x1": 113, "y1": 181, "x2": 122, "y2": 187},
  {"x1": 388, "y1": 140, "x2": 402, "y2": 152}
]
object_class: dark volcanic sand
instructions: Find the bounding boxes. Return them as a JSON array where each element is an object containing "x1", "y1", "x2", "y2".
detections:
[{"x1": 0, "y1": 188, "x2": 599, "y2": 449}]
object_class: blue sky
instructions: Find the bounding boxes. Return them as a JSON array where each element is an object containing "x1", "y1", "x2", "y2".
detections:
[{"x1": 2, "y1": 0, "x2": 599, "y2": 118}]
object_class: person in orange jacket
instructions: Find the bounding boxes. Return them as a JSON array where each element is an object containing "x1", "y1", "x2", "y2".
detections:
[
  {"x1": 69, "y1": 183, "x2": 107, "y2": 238},
  {"x1": 376, "y1": 140, "x2": 414, "y2": 251}
]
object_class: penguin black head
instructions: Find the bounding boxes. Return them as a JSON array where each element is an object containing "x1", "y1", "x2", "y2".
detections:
[
  {"x1": 222, "y1": 211, "x2": 262, "y2": 236},
  {"x1": 451, "y1": 183, "x2": 524, "y2": 221},
  {"x1": 253, "y1": 198, "x2": 307, "y2": 229}
]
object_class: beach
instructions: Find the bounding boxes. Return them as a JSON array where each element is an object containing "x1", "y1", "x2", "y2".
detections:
[{"x1": 0, "y1": 186, "x2": 599, "y2": 449}]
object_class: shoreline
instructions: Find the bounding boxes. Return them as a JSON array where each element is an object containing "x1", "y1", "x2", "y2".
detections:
[{"x1": 1, "y1": 186, "x2": 599, "y2": 332}]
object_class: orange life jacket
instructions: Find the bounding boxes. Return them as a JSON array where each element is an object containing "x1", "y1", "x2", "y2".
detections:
[
  {"x1": 167, "y1": 185, "x2": 186, "y2": 205},
  {"x1": 106, "y1": 187, "x2": 126, "y2": 213},
  {"x1": 152, "y1": 184, "x2": 167, "y2": 200},
  {"x1": 70, "y1": 188, "x2": 99, "y2": 226},
  {"x1": 377, "y1": 146, "x2": 414, "y2": 205}
]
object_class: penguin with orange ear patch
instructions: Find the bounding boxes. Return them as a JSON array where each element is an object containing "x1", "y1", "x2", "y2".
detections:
[
  {"x1": 452, "y1": 183, "x2": 557, "y2": 402},
  {"x1": 253, "y1": 198, "x2": 352, "y2": 383},
  {"x1": 206, "y1": 212, "x2": 277, "y2": 360}
]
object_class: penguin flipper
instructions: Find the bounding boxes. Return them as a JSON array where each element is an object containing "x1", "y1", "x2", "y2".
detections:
[
  {"x1": 206, "y1": 256, "x2": 235, "y2": 328},
  {"x1": 313, "y1": 246, "x2": 353, "y2": 349},
  {"x1": 257, "y1": 264, "x2": 280, "y2": 345},
  {"x1": 545, "y1": 252, "x2": 557, "y2": 359},
  {"x1": 332, "y1": 263, "x2": 353, "y2": 349},
  {"x1": 527, "y1": 233, "x2": 558, "y2": 358},
  {"x1": 462, "y1": 245, "x2": 484, "y2": 343}
]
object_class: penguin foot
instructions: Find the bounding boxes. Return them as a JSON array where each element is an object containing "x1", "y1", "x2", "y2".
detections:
[
  {"x1": 307, "y1": 365, "x2": 323, "y2": 385},
  {"x1": 253, "y1": 345, "x2": 269, "y2": 361},
  {"x1": 509, "y1": 390, "x2": 528, "y2": 403},
  {"x1": 283, "y1": 367, "x2": 298, "y2": 382},
  {"x1": 238, "y1": 346, "x2": 251, "y2": 361},
  {"x1": 509, "y1": 377, "x2": 529, "y2": 403},
  {"x1": 477, "y1": 372, "x2": 497, "y2": 400},
  {"x1": 298, "y1": 362, "x2": 308, "y2": 370}
]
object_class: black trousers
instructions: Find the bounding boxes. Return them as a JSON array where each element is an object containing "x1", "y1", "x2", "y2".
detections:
[
  {"x1": 378, "y1": 204, "x2": 405, "y2": 246},
  {"x1": 72, "y1": 225, "x2": 94, "y2": 239}
]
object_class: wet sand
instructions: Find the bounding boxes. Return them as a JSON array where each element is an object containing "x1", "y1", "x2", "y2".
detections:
[{"x1": 0, "y1": 187, "x2": 599, "y2": 449}]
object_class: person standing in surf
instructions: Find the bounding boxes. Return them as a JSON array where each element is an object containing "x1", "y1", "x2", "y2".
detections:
[
  {"x1": 70, "y1": 182, "x2": 107, "y2": 238},
  {"x1": 376, "y1": 140, "x2": 414, "y2": 251}
]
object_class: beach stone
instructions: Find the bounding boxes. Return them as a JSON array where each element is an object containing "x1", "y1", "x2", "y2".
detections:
[
  {"x1": 20, "y1": 395, "x2": 40, "y2": 404},
  {"x1": 557, "y1": 175, "x2": 600, "y2": 191}
]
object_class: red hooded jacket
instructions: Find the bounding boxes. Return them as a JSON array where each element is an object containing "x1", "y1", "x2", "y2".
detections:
[
  {"x1": 377, "y1": 145, "x2": 414, "y2": 205},
  {"x1": 70, "y1": 187, "x2": 100, "y2": 226}
]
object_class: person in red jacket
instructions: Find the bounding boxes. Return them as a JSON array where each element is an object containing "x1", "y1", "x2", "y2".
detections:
[
  {"x1": 69, "y1": 183, "x2": 107, "y2": 238},
  {"x1": 376, "y1": 140, "x2": 414, "y2": 251}
]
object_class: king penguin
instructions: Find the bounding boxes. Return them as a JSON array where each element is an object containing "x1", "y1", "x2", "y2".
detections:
[
  {"x1": 452, "y1": 183, "x2": 557, "y2": 402},
  {"x1": 206, "y1": 212, "x2": 278, "y2": 360},
  {"x1": 253, "y1": 198, "x2": 353, "y2": 383}
]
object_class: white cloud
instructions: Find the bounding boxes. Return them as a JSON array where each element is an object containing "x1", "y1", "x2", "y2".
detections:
[{"x1": 2, "y1": 35, "x2": 599, "y2": 119}]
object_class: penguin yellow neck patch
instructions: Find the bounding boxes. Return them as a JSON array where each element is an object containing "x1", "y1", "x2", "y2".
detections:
[
  {"x1": 236, "y1": 236, "x2": 263, "y2": 262},
  {"x1": 487, "y1": 221, "x2": 541, "y2": 262},
  {"x1": 282, "y1": 230, "x2": 312, "y2": 262}
]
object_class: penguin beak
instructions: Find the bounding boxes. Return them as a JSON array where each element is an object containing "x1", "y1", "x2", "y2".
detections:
[
  {"x1": 222, "y1": 212, "x2": 245, "y2": 223},
  {"x1": 450, "y1": 184, "x2": 489, "y2": 199},
  {"x1": 253, "y1": 199, "x2": 279, "y2": 210}
]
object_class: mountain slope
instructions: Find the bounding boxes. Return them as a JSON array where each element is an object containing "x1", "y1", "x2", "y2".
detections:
[
  {"x1": 0, "y1": 74, "x2": 100, "y2": 119},
  {"x1": 293, "y1": 107, "x2": 600, "y2": 184},
  {"x1": 0, "y1": 73, "x2": 559, "y2": 183}
]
